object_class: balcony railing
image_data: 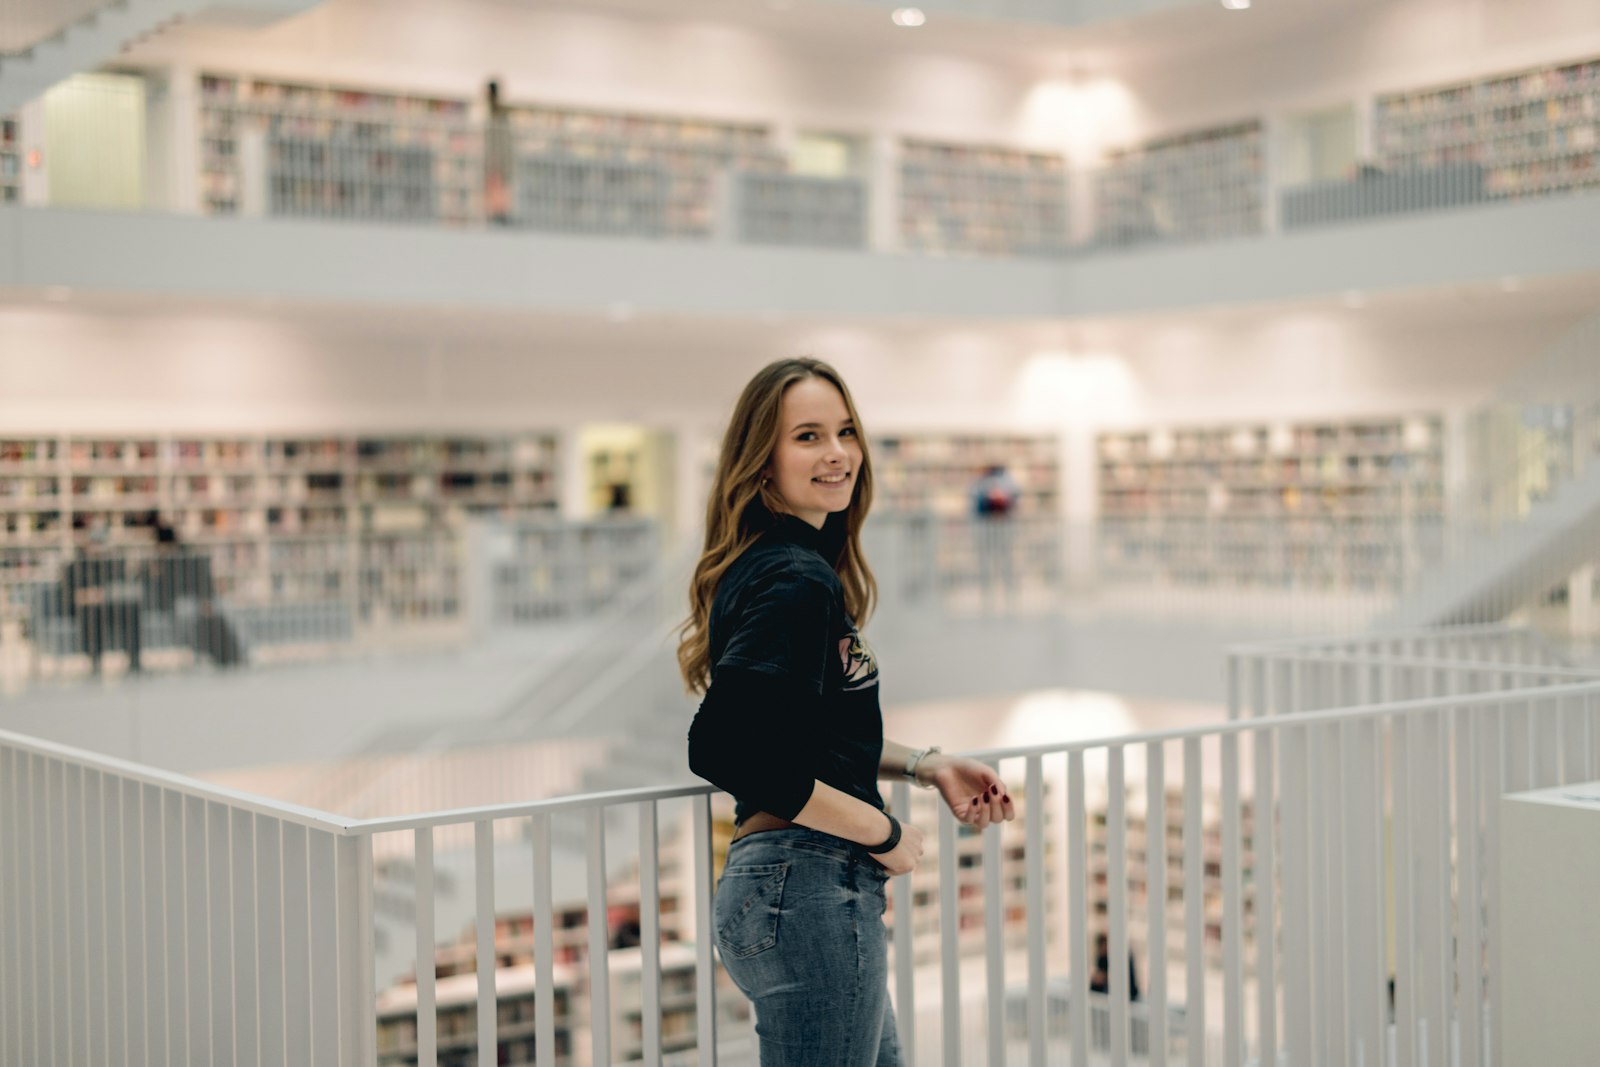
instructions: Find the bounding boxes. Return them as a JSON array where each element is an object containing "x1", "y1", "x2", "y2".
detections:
[
  {"x1": 6, "y1": 70, "x2": 1599, "y2": 260},
  {"x1": 2, "y1": 624, "x2": 1595, "y2": 1067}
]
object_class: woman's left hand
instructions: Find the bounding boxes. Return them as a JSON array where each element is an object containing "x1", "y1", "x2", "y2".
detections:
[{"x1": 928, "y1": 756, "x2": 1015, "y2": 830}]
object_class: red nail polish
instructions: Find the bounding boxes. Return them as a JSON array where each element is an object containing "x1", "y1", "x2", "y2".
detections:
[
  {"x1": 990, "y1": 785, "x2": 1000, "y2": 795},
  {"x1": 1003, "y1": 795, "x2": 1010, "y2": 803}
]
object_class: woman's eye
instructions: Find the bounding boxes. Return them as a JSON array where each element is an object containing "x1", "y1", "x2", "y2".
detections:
[
  {"x1": 840, "y1": 427, "x2": 856, "y2": 437},
  {"x1": 796, "y1": 432, "x2": 816, "y2": 442}
]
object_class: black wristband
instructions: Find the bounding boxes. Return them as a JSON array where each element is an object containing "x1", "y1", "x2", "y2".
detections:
[{"x1": 864, "y1": 812, "x2": 901, "y2": 855}]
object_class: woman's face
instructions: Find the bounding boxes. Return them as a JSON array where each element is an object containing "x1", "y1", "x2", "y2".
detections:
[{"x1": 765, "y1": 376, "x2": 862, "y2": 529}]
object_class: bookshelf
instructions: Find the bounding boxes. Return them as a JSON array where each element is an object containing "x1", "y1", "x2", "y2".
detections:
[
  {"x1": 375, "y1": 963, "x2": 577, "y2": 1067},
  {"x1": 0, "y1": 432, "x2": 561, "y2": 628},
  {"x1": 0, "y1": 114, "x2": 21, "y2": 203},
  {"x1": 515, "y1": 156, "x2": 670, "y2": 236},
  {"x1": 392, "y1": 854, "x2": 747, "y2": 1067},
  {"x1": 871, "y1": 432, "x2": 1060, "y2": 517},
  {"x1": 198, "y1": 73, "x2": 479, "y2": 223},
  {"x1": 1375, "y1": 54, "x2": 1600, "y2": 199},
  {"x1": 1087, "y1": 787, "x2": 1258, "y2": 976},
  {"x1": 1093, "y1": 121, "x2": 1264, "y2": 247},
  {"x1": 899, "y1": 139, "x2": 1071, "y2": 257},
  {"x1": 880, "y1": 785, "x2": 1051, "y2": 967},
  {"x1": 1097, "y1": 415, "x2": 1445, "y2": 591},
  {"x1": 503, "y1": 103, "x2": 785, "y2": 239},
  {"x1": 735, "y1": 172, "x2": 867, "y2": 249},
  {"x1": 609, "y1": 944, "x2": 701, "y2": 1062}
]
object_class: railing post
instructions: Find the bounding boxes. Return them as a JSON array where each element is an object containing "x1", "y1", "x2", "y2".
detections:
[{"x1": 337, "y1": 833, "x2": 376, "y2": 1067}]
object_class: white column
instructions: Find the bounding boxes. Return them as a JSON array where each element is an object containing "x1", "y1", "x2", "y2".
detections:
[
  {"x1": 672, "y1": 421, "x2": 711, "y2": 551},
  {"x1": 1353, "y1": 88, "x2": 1379, "y2": 164},
  {"x1": 1571, "y1": 565, "x2": 1597, "y2": 637},
  {"x1": 1260, "y1": 113, "x2": 1283, "y2": 234},
  {"x1": 239, "y1": 127, "x2": 268, "y2": 218},
  {"x1": 560, "y1": 425, "x2": 589, "y2": 519},
  {"x1": 868, "y1": 131, "x2": 899, "y2": 253},
  {"x1": 1441, "y1": 407, "x2": 1472, "y2": 521},
  {"x1": 144, "y1": 64, "x2": 200, "y2": 214},
  {"x1": 18, "y1": 98, "x2": 47, "y2": 206},
  {"x1": 1063, "y1": 425, "x2": 1098, "y2": 590},
  {"x1": 1067, "y1": 158, "x2": 1097, "y2": 249}
]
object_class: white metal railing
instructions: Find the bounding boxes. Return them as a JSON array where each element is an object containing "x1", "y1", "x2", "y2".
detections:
[{"x1": 6, "y1": 626, "x2": 1598, "y2": 1067}]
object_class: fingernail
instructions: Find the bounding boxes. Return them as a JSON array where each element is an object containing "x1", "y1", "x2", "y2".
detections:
[
  {"x1": 973, "y1": 797, "x2": 980, "y2": 806},
  {"x1": 1003, "y1": 795, "x2": 1010, "y2": 803},
  {"x1": 989, "y1": 785, "x2": 999, "y2": 795}
]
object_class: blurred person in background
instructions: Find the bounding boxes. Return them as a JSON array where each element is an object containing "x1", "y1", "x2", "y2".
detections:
[
  {"x1": 145, "y1": 518, "x2": 244, "y2": 667},
  {"x1": 61, "y1": 521, "x2": 141, "y2": 675},
  {"x1": 970, "y1": 462, "x2": 1020, "y2": 612},
  {"x1": 484, "y1": 79, "x2": 512, "y2": 225}
]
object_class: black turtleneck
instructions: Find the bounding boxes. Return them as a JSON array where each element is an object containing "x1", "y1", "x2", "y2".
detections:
[{"x1": 686, "y1": 513, "x2": 884, "y2": 825}]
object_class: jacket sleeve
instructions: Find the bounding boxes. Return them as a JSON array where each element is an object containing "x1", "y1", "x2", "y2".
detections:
[{"x1": 687, "y1": 667, "x2": 817, "y2": 820}]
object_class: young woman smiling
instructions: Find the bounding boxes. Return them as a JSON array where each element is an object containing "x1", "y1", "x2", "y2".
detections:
[{"x1": 681, "y1": 357, "x2": 1015, "y2": 1066}]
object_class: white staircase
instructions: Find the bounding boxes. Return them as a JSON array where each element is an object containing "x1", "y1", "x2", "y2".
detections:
[
  {"x1": 0, "y1": 0, "x2": 323, "y2": 114},
  {"x1": 1377, "y1": 315, "x2": 1600, "y2": 632},
  {"x1": 1377, "y1": 454, "x2": 1600, "y2": 629}
]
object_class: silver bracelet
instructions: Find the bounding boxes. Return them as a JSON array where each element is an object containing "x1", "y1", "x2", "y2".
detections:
[{"x1": 903, "y1": 745, "x2": 941, "y2": 789}]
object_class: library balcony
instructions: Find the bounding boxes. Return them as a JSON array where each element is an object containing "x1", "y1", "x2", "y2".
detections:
[
  {"x1": 6, "y1": 53, "x2": 1600, "y2": 318},
  {"x1": 4, "y1": 624, "x2": 1597, "y2": 1067}
]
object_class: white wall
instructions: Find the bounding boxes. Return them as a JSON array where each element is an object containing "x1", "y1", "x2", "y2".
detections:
[
  {"x1": 124, "y1": 0, "x2": 1063, "y2": 148},
  {"x1": 0, "y1": 291, "x2": 1576, "y2": 438},
  {"x1": 1111, "y1": 0, "x2": 1600, "y2": 147},
  {"x1": 118, "y1": 0, "x2": 1600, "y2": 159}
]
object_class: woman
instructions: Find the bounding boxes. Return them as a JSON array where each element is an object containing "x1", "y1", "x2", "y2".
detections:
[{"x1": 681, "y1": 357, "x2": 1016, "y2": 1066}]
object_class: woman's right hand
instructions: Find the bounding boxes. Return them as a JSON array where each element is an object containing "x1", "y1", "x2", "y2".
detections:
[{"x1": 873, "y1": 820, "x2": 925, "y2": 876}]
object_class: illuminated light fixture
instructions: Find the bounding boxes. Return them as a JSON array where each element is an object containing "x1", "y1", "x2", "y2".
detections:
[
  {"x1": 1221, "y1": 0, "x2": 1250, "y2": 9},
  {"x1": 891, "y1": 7, "x2": 926, "y2": 27}
]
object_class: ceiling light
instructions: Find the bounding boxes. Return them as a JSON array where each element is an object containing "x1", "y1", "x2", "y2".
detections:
[
  {"x1": 891, "y1": 8, "x2": 926, "y2": 27},
  {"x1": 1221, "y1": 0, "x2": 1250, "y2": 9}
]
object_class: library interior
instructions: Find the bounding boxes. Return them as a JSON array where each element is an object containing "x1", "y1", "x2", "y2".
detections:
[{"x1": 2, "y1": 0, "x2": 1600, "y2": 1064}]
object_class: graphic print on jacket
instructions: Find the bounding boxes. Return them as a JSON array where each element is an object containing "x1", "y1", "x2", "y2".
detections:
[{"x1": 839, "y1": 629, "x2": 879, "y2": 692}]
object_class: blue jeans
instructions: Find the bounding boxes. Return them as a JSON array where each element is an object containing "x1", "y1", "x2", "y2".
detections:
[{"x1": 714, "y1": 828, "x2": 903, "y2": 1067}]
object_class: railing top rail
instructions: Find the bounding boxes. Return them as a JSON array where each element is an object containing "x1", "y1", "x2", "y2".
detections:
[
  {"x1": 344, "y1": 782, "x2": 715, "y2": 836},
  {"x1": 1225, "y1": 651, "x2": 1599, "y2": 680},
  {"x1": 959, "y1": 677, "x2": 1600, "y2": 763},
  {"x1": 1229, "y1": 621, "x2": 1531, "y2": 653},
  {"x1": 0, "y1": 727, "x2": 356, "y2": 834},
  {"x1": 340, "y1": 677, "x2": 1600, "y2": 836}
]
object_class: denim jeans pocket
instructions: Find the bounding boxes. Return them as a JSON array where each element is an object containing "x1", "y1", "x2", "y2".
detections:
[{"x1": 714, "y1": 862, "x2": 789, "y2": 959}]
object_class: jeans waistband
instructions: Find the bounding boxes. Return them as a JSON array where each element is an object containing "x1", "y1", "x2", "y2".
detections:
[{"x1": 725, "y1": 825, "x2": 886, "y2": 871}]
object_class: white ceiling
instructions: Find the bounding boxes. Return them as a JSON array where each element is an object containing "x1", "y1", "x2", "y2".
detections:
[
  {"x1": 0, "y1": 0, "x2": 109, "y2": 54},
  {"x1": 505, "y1": 0, "x2": 1400, "y2": 75}
]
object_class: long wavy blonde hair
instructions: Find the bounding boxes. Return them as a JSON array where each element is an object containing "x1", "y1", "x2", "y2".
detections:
[{"x1": 677, "y1": 358, "x2": 877, "y2": 694}]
